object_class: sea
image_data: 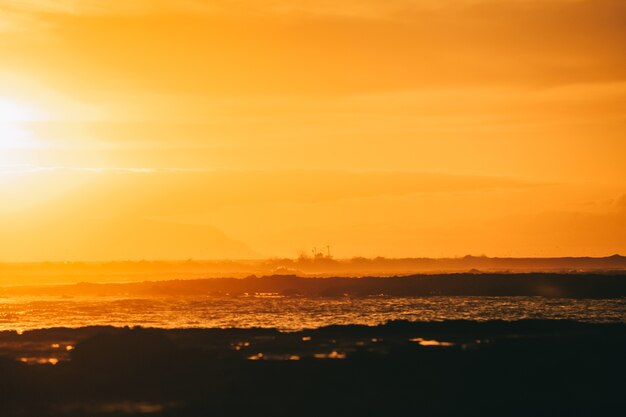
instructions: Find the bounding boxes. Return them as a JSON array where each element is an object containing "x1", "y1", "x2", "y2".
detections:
[{"x1": 1, "y1": 295, "x2": 624, "y2": 332}]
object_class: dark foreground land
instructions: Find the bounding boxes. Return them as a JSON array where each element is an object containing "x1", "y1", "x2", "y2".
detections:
[{"x1": 1, "y1": 320, "x2": 625, "y2": 416}]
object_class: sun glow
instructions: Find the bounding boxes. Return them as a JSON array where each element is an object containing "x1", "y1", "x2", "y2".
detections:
[
  {"x1": 0, "y1": 97, "x2": 44, "y2": 122},
  {"x1": 0, "y1": 122, "x2": 42, "y2": 168},
  {"x1": 0, "y1": 96, "x2": 47, "y2": 123},
  {"x1": 0, "y1": 124, "x2": 34, "y2": 148},
  {"x1": 0, "y1": 98, "x2": 46, "y2": 151}
]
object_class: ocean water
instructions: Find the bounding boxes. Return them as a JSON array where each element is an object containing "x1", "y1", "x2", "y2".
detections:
[{"x1": 1, "y1": 295, "x2": 624, "y2": 332}]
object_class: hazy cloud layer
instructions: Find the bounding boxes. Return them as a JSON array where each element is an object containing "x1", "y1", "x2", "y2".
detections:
[
  {"x1": 1, "y1": 1, "x2": 597, "y2": 17},
  {"x1": 0, "y1": 169, "x2": 534, "y2": 214},
  {"x1": 1, "y1": 0, "x2": 624, "y2": 260},
  {"x1": 2, "y1": 0, "x2": 624, "y2": 94},
  {"x1": 1, "y1": 167, "x2": 623, "y2": 260}
]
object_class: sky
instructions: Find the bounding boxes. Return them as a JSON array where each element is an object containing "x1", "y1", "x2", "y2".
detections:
[{"x1": 0, "y1": 0, "x2": 625, "y2": 260}]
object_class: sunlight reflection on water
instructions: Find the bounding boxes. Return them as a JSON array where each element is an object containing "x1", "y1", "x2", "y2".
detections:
[{"x1": 0, "y1": 296, "x2": 624, "y2": 331}]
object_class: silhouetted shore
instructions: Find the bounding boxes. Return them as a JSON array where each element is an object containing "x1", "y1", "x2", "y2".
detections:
[
  {"x1": 0, "y1": 320, "x2": 624, "y2": 416},
  {"x1": 4, "y1": 272, "x2": 626, "y2": 299}
]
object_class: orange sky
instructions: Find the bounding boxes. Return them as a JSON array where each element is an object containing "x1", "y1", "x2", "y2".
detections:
[{"x1": 0, "y1": 0, "x2": 625, "y2": 260}]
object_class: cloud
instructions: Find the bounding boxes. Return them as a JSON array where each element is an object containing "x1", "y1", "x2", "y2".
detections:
[
  {"x1": 0, "y1": 164, "x2": 158, "y2": 174},
  {"x1": 493, "y1": 205, "x2": 626, "y2": 257},
  {"x1": 0, "y1": 168, "x2": 539, "y2": 238},
  {"x1": 614, "y1": 194, "x2": 626, "y2": 210},
  {"x1": 1, "y1": 167, "x2": 621, "y2": 260},
  {"x1": 2, "y1": 0, "x2": 624, "y2": 95},
  {"x1": 0, "y1": 1, "x2": 600, "y2": 18},
  {"x1": 0, "y1": 168, "x2": 538, "y2": 260},
  {"x1": 0, "y1": 168, "x2": 534, "y2": 211}
]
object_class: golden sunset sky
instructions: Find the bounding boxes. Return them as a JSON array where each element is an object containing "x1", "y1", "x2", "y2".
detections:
[{"x1": 0, "y1": 0, "x2": 625, "y2": 260}]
